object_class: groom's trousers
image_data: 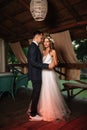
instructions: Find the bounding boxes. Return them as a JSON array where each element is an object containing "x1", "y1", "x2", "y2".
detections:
[{"x1": 30, "y1": 80, "x2": 42, "y2": 116}]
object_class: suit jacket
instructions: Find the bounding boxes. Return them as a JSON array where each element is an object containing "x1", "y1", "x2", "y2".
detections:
[{"x1": 27, "y1": 42, "x2": 48, "y2": 80}]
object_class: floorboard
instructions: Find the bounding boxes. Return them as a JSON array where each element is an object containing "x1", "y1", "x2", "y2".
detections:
[{"x1": 0, "y1": 87, "x2": 87, "y2": 130}]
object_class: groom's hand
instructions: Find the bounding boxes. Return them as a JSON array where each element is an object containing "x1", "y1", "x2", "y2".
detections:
[{"x1": 49, "y1": 62, "x2": 55, "y2": 69}]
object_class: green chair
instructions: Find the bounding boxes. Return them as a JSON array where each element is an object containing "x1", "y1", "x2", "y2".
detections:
[
  {"x1": 0, "y1": 73, "x2": 15, "y2": 100},
  {"x1": 15, "y1": 73, "x2": 29, "y2": 93}
]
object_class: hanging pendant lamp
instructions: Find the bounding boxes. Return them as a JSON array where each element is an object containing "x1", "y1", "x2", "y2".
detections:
[{"x1": 30, "y1": 0, "x2": 48, "y2": 21}]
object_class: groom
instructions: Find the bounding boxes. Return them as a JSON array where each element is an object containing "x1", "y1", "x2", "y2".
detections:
[{"x1": 27, "y1": 30, "x2": 54, "y2": 121}]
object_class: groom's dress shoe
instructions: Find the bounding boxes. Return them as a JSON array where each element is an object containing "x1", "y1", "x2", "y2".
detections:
[{"x1": 29, "y1": 115, "x2": 42, "y2": 121}]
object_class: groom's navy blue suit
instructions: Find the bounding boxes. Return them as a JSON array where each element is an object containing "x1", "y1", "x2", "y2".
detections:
[{"x1": 27, "y1": 42, "x2": 48, "y2": 116}]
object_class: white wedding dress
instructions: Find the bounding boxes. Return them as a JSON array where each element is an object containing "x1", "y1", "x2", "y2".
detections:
[{"x1": 37, "y1": 53, "x2": 70, "y2": 121}]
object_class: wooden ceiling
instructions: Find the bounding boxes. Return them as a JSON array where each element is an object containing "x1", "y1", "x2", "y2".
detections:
[{"x1": 0, "y1": 0, "x2": 87, "y2": 43}]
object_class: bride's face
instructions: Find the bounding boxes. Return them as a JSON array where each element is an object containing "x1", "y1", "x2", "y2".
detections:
[{"x1": 43, "y1": 38, "x2": 50, "y2": 48}]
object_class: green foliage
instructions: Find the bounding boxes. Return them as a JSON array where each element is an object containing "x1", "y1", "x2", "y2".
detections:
[
  {"x1": 23, "y1": 47, "x2": 28, "y2": 56},
  {"x1": 73, "y1": 39, "x2": 87, "y2": 62}
]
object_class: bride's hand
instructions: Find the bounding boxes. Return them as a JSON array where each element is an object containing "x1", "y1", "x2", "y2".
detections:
[{"x1": 49, "y1": 62, "x2": 55, "y2": 69}]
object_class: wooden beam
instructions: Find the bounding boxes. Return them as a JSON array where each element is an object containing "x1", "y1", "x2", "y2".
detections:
[
  {"x1": 0, "y1": 24, "x2": 16, "y2": 35},
  {"x1": 11, "y1": 8, "x2": 27, "y2": 17},
  {"x1": 18, "y1": 0, "x2": 33, "y2": 21},
  {"x1": 1, "y1": 12, "x2": 29, "y2": 32},
  {"x1": 61, "y1": 0, "x2": 82, "y2": 21},
  {"x1": 8, "y1": 63, "x2": 87, "y2": 69},
  {"x1": 18, "y1": 0, "x2": 30, "y2": 14},
  {"x1": 48, "y1": 20, "x2": 87, "y2": 34},
  {"x1": 0, "y1": 0, "x2": 12, "y2": 9}
]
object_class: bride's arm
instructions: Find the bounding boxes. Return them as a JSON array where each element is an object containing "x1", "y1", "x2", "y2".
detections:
[{"x1": 52, "y1": 50, "x2": 58, "y2": 66}]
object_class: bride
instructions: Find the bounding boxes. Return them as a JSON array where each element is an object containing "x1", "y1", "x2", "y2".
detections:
[{"x1": 37, "y1": 36, "x2": 71, "y2": 121}]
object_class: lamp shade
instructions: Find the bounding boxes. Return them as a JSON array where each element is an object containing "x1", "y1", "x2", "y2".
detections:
[{"x1": 30, "y1": 0, "x2": 48, "y2": 21}]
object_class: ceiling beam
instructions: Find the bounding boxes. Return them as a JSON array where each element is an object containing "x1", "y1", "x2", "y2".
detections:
[
  {"x1": 0, "y1": 0, "x2": 12, "y2": 9},
  {"x1": 61, "y1": 0, "x2": 82, "y2": 21},
  {"x1": 48, "y1": 20, "x2": 87, "y2": 34},
  {"x1": 18, "y1": 0, "x2": 30, "y2": 14},
  {"x1": 0, "y1": 11, "x2": 29, "y2": 32},
  {"x1": 10, "y1": 8, "x2": 26, "y2": 17},
  {"x1": 18, "y1": 0, "x2": 33, "y2": 21},
  {"x1": 5, "y1": 20, "x2": 87, "y2": 42},
  {"x1": 0, "y1": 24, "x2": 16, "y2": 35}
]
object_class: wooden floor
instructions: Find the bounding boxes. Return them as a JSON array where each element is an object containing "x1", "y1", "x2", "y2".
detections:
[{"x1": 0, "y1": 87, "x2": 87, "y2": 130}]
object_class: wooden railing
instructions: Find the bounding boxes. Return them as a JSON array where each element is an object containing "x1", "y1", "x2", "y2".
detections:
[
  {"x1": 8, "y1": 63, "x2": 87, "y2": 68},
  {"x1": 8, "y1": 63, "x2": 87, "y2": 76}
]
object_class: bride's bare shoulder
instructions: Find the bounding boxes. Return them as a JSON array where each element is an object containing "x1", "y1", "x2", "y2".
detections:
[{"x1": 50, "y1": 49, "x2": 56, "y2": 55}]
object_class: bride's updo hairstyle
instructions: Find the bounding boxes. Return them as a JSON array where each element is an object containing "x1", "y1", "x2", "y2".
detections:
[{"x1": 43, "y1": 35, "x2": 55, "y2": 50}]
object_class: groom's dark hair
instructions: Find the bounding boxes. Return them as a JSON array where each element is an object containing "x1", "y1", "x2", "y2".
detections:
[{"x1": 33, "y1": 30, "x2": 43, "y2": 37}]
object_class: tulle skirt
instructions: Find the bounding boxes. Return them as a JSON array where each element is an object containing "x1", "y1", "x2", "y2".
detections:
[{"x1": 37, "y1": 69, "x2": 71, "y2": 121}]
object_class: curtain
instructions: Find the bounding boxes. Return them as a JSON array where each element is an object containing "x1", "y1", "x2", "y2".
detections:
[
  {"x1": 0, "y1": 39, "x2": 5, "y2": 72},
  {"x1": 10, "y1": 42, "x2": 28, "y2": 74},
  {"x1": 51, "y1": 30, "x2": 80, "y2": 80}
]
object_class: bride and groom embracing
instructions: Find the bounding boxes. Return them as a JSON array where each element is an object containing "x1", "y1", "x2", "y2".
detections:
[{"x1": 27, "y1": 30, "x2": 70, "y2": 122}]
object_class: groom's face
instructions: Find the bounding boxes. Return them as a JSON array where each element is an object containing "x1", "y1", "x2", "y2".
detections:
[{"x1": 37, "y1": 34, "x2": 43, "y2": 44}]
